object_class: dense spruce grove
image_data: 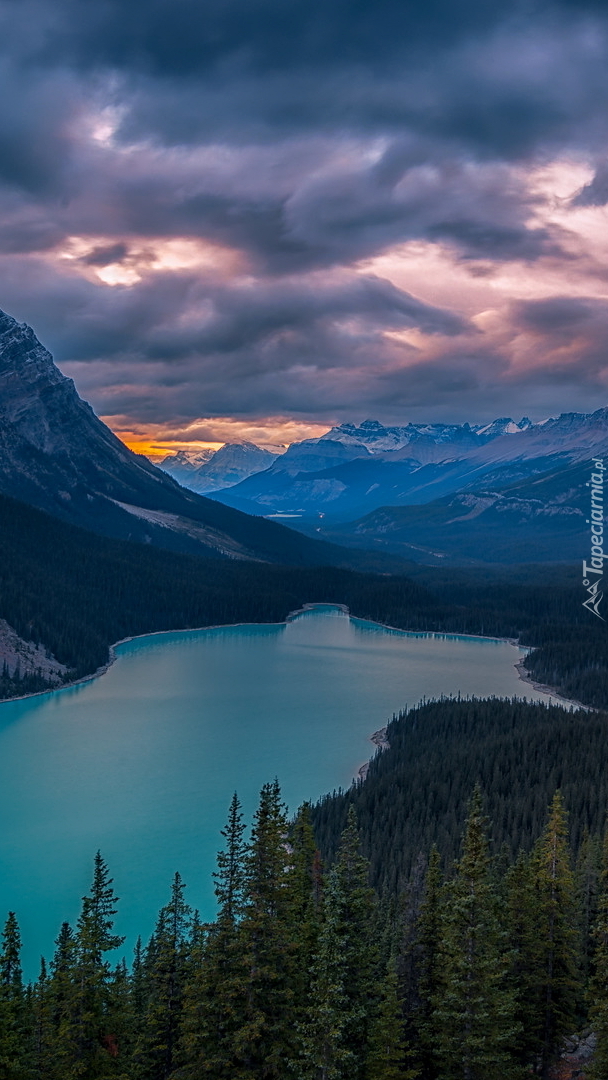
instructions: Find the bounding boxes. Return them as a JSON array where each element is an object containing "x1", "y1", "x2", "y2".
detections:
[
  {"x1": 0, "y1": 491, "x2": 606, "y2": 709},
  {"x1": 311, "y1": 697, "x2": 608, "y2": 894},
  {"x1": 2, "y1": 781, "x2": 608, "y2": 1078}
]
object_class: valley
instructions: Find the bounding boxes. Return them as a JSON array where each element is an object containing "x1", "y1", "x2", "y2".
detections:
[
  {"x1": 0, "y1": 307, "x2": 606, "y2": 1079},
  {"x1": 162, "y1": 410, "x2": 608, "y2": 566},
  {"x1": 4, "y1": 0, "x2": 608, "y2": 1071}
]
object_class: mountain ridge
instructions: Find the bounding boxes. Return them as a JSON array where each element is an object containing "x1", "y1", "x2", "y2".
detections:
[
  {"x1": 161, "y1": 441, "x2": 280, "y2": 493},
  {"x1": 301, "y1": 460, "x2": 594, "y2": 564},
  {"x1": 209, "y1": 410, "x2": 608, "y2": 523},
  {"x1": 0, "y1": 309, "x2": 405, "y2": 570}
]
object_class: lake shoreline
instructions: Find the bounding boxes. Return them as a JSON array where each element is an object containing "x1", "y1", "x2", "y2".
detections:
[{"x1": 0, "y1": 603, "x2": 582, "y2": 723}]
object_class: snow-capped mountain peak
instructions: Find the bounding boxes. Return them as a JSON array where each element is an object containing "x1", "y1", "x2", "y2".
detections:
[
  {"x1": 321, "y1": 416, "x2": 539, "y2": 452},
  {"x1": 160, "y1": 441, "x2": 282, "y2": 493},
  {"x1": 474, "y1": 417, "x2": 521, "y2": 437}
]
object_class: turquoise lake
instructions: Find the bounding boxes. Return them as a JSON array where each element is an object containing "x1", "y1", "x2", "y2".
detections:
[{"x1": 0, "y1": 604, "x2": 560, "y2": 973}]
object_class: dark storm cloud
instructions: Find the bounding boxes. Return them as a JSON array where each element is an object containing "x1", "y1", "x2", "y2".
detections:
[
  {"x1": 0, "y1": 244, "x2": 470, "y2": 414},
  {"x1": 8, "y1": 265, "x2": 465, "y2": 364},
  {"x1": 13, "y1": 135, "x2": 559, "y2": 272},
  {"x1": 4, "y1": 0, "x2": 608, "y2": 156},
  {"x1": 0, "y1": 0, "x2": 608, "y2": 429},
  {"x1": 179, "y1": 161, "x2": 551, "y2": 270},
  {"x1": 513, "y1": 296, "x2": 594, "y2": 334},
  {"x1": 17, "y1": 0, "x2": 520, "y2": 76},
  {"x1": 280, "y1": 150, "x2": 558, "y2": 267},
  {"x1": 508, "y1": 296, "x2": 608, "y2": 390},
  {"x1": 85, "y1": 14, "x2": 608, "y2": 164},
  {"x1": 82, "y1": 242, "x2": 129, "y2": 267},
  {"x1": 142, "y1": 274, "x2": 467, "y2": 361}
]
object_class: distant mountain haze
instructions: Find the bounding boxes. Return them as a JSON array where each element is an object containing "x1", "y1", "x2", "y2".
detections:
[
  {"x1": 206, "y1": 411, "x2": 608, "y2": 531},
  {"x1": 158, "y1": 448, "x2": 216, "y2": 486},
  {"x1": 307, "y1": 460, "x2": 596, "y2": 565},
  {"x1": 0, "y1": 309, "x2": 404, "y2": 569},
  {"x1": 160, "y1": 441, "x2": 281, "y2": 492}
]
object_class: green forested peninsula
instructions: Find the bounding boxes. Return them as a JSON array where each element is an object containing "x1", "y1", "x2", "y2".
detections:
[
  {"x1": 1, "y1": 783, "x2": 607, "y2": 1079},
  {"x1": 0, "y1": 490, "x2": 606, "y2": 709},
  {"x1": 311, "y1": 697, "x2": 608, "y2": 894}
]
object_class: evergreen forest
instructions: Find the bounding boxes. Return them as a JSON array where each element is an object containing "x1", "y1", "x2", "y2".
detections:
[
  {"x1": 2, "y1": 780, "x2": 608, "y2": 1079},
  {"x1": 312, "y1": 697, "x2": 608, "y2": 894},
  {"x1": 0, "y1": 491, "x2": 606, "y2": 709}
]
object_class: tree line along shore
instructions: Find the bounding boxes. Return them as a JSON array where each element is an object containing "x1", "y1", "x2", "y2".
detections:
[{"x1": 0, "y1": 490, "x2": 605, "y2": 711}]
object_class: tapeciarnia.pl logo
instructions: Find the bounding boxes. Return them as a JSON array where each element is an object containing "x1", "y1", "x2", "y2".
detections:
[{"x1": 582, "y1": 457, "x2": 606, "y2": 620}]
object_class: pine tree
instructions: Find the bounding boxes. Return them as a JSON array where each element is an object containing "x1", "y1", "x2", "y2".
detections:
[
  {"x1": 46, "y1": 921, "x2": 78, "y2": 1079},
  {"x1": 46, "y1": 854, "x2": 124, "y2": 1078},
  {"x1": 298, "y1": 860, "x2": 356, "y2": 1080},
  {"x1": 416, "y1": 847, "x2": 443, "y2": 1080},
  {"x1": 529, "y1": 792, "x2": 581, "y2": 1077},
  {"x1": 587, "y1": 829, "x2": 608, "y2": 1080},
  {"x1": 431, "y1": 788, "x2": 520, "y2": 1080},
  {"x1": 504, "y1": 849, "x2": 541, "y2": 1071},
  {"x1": 134, "y1": 872, "x2": 192, "y2": 1080},
  {"x1": 105, "y1": 959, "x2": 133, "y2": 1072},
  {"x1": 30, "y1": 958, "x2": 54, "y2": 1079},
  {"x1": 576, "y1": 829, "x2": 601, "y2": 982},
  {"x1": 73, "y1": 851, "x2": 125, "y2": 1076},
  {"x1": 365, "y1": 960, "x2": 418, "y2": 1080},
  {"x1": 178, "y1": 792, "x2": 251, "y2": 1079},
  {"x1": 394, "y1": 852, "x2": 426, "y2": 1038},
  {"x1": 127, "y1": 937, "x2": 147, "y2": 1064},
  {"x1": 288, "y1": 804, "x2": 322, "y2": 1030},
  {"x1": 237, "y1": 779, "x2": 299, "y2": 1078},
  {"x1": 299, "y1": 806, "x2": 378, "y2": 1080},
  {"x1": 0, "y1": 911, "x2": 28, "y2": 1079},
  {"x1": 216, "y1": 793, "x2": 248, "y2": 924}
]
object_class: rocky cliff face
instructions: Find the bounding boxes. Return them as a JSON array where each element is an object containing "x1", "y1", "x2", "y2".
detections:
[
  {"x1": 0, "y1": 309, "x2": 171, "y2": 515},
  {"x1": 0, "y1": 618, "x2": 67, "y2": 684},
  {"x1": 0, "y1": 309, "x2": 353, "y2": 566}
]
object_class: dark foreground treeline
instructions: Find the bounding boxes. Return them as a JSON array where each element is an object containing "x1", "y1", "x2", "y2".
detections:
[
  {"x1": 312, "y1": 697, "x2": 608, "y2": 895},
  {"x1": 3, "y1": 783, "x2": 608, "y2": 1079},
  {"x1": 0, "y1": 490, "x2": 606, "y2": 708}
]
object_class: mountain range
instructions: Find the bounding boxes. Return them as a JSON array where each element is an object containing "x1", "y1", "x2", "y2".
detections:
[
  {"x1": 206, "y1": 413, "x2": 606, "y2": 516},
  {"x1": 195, "y1": 412, "x2": 608, "y2": 564},
  {"x1": 0, "y1": 309, "x2": 402, "y2": 570},
  {"x1": 1, "y1": 305, "x2": 605, "y2": 569},
  {"x1": 158, "y1": 416, "x2": 539, "y2": 498}
]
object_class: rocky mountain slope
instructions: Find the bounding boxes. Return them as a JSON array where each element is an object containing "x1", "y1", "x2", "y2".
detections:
[
  {"x1": 0, "y1": 309, "x2": 400, "y2": 568},
  {"x1": 306, "y1": 461, "x2": 594, "y2": 564}
]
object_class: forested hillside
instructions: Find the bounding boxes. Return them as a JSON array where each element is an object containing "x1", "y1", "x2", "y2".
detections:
[
  {"x1": 1, "y1": 783, "x2": 608, "y2": 1079},
  {"x1": 311, "y1": 697, "x2": 608, "y2": 894},
  {"x1": 0, "y1": 491, "x2": 606, "y2": 708}
]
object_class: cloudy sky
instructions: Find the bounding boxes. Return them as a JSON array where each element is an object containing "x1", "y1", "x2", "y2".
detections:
[{"x1": 2, "y1": 0, "x2": 608, "y2": 455}]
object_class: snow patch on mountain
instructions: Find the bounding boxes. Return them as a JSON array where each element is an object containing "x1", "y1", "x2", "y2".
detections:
[{"x1": 160, "y1": 442, "x2": 282, "y2": 493}]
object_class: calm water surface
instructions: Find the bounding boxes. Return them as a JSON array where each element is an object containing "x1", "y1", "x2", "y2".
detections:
[{"x1": 0, "y1": 605, "x2": 558, "y2": 972}]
